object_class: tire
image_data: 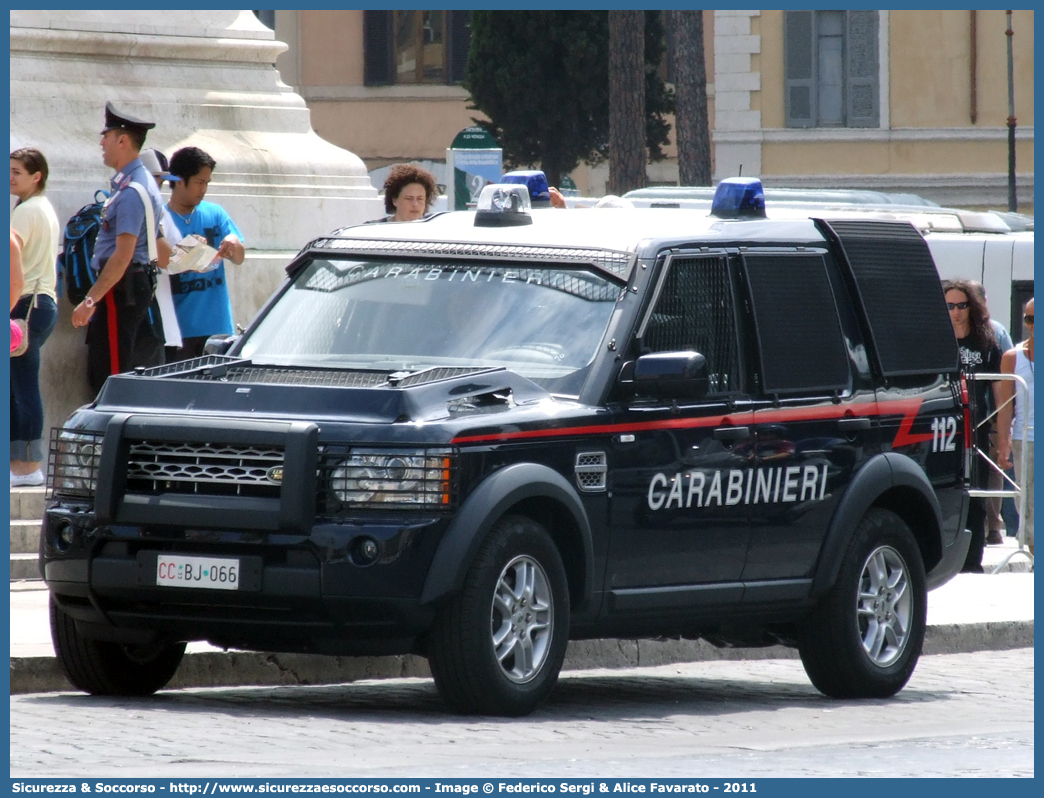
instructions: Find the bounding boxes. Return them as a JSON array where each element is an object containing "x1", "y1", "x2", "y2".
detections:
[
  {"x1": 50, "y1": 596, "x2": 186, "y2": 696},
  {"x1": 426, "y1": 515, "x2": 570, "y2": 716},
  {"x1": 797, "y1": 508, "x2": 927, "y2": 699}
]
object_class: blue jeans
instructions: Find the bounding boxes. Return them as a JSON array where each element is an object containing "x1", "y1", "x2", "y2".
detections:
[{"x1": 11, "y1": 294, "x2": 58, "y2": 463}]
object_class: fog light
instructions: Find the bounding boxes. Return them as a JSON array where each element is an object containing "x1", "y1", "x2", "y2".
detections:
[
  {"x1": 352, "y1": 536, "x2": 380, "y2": 566},
  {"x1": 55, "y1": 522, "x2": 76, "y2": 553}
]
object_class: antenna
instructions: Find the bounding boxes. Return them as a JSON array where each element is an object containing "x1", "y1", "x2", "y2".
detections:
[{"x1": 738, "y1": 164, "x2": 743, "y2": 177}]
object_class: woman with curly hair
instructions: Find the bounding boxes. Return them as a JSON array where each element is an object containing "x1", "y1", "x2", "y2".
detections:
[
  {"x1": 943, "y1": 278, "x2": 1004, "y2": 572},
  {"x1": 379, "y1": 164, "x2": 438, "y2": 222}
]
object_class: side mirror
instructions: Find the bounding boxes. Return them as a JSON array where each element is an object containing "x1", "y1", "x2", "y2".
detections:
[
  {"x1": 628, "y1": 351, "x2": 710, "y2": 400},
  {"x1": 203, "y1": 334, "x2": 238, "y2": 356}
]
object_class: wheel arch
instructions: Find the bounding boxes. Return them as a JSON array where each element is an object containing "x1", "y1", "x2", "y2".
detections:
[
  {"x1": 811, "y1": 452, "x2": 943, "y2": 599},
  {"x1": 419, "y1": 462, "x2": 594, "y2": 609}
]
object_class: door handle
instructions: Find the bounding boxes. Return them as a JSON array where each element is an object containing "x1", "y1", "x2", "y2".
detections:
[
  {"x1": 838, "y1": 417, "x2": 872, "y2": 432},
  {"x1": 713, "y1": 425, "x2": 751, "y2": 442}
]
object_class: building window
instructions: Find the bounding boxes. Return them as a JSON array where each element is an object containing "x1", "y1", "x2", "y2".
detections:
[
  {"x1": 785, "y1": 10, "x2": 878, "y2": 128},
  {"x1": 365, "y1": 10, "x2": 471, "y2": 87}
]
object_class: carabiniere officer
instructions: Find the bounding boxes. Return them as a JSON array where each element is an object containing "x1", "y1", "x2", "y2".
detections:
[{"x1": 72, "y1": 102, "x2": 167, "y2": 395}]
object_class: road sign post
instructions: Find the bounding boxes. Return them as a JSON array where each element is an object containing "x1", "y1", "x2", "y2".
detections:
[{"x1": 446, "y1": 126, "x2": 502, "y2": 210}]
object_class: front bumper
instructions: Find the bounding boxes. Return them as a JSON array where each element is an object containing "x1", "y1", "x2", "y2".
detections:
[{"x1": 41, "y1": 507, "x2": 448, "y2": 656}]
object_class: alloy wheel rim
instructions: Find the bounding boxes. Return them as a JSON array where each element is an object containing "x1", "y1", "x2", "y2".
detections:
[
  {"x1": 856, "y1": 545, "x2": 913, "y2": 667},
  {"x1": 490, "y1": 554, "x2": 554, "y2": 684}
]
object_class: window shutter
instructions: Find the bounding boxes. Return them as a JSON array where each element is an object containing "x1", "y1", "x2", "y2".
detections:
[
  {"x1": 785, "y1": 11, "x2": 816, "y2": 128},
  {"x1": 845, "y1": 10, "x2": 879, "y2": 127},
  {"x1": 447, "y1": 11, "x2": 471, "y2": 84},
  {"x1": 743, "y1": 252, "x2": 849, "y2": 394},
  {"x1": 363, "y1": 10, "x2": 394, "y2": 86}
]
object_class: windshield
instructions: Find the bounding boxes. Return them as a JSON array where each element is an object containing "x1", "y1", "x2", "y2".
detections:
[{"x1": 238, "y1": 258, "x2": 622, "y2": 395}]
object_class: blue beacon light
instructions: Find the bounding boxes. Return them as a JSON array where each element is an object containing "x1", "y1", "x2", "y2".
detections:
[
  {"x1": 500, "y1": 170, "x2": 552, "y2": 208},
  {"x1": 710, "y1": 177, "x2": 766, "y2": 219}
]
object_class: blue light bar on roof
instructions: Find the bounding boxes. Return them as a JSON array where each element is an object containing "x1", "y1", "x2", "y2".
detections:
[
  {"x1": 500, "y1": 170, "x2": 552, "y2": 208},
  {"x1": 711, "y1": 177, "x2": 766, "y2": 219}
]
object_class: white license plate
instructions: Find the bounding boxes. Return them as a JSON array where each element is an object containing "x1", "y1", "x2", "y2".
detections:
[{"x1": 156, "y1": 555, "x2": 240, "y2": 591}]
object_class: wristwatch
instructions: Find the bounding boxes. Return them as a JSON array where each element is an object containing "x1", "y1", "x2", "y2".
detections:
[{"x1": 83, "y1": 295, "x2": 96, "y2": 309}]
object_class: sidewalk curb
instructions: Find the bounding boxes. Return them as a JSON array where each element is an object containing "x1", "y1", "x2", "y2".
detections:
[{"x1": 10, "y1": 619, "x2": 1033, "y2": 695}]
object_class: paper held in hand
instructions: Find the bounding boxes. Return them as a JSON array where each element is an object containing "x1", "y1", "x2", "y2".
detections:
[{"x1": 168, "y1": 234, "x2": 220, "y2": 274}]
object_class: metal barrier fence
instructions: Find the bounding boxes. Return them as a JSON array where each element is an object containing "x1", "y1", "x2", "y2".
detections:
[{"x1": 966, "y1": 372, "x2": 1033, "y2": 573}]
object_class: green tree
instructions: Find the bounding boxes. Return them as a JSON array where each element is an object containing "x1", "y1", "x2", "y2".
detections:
[{"x1": 464, "y1": 11, "x2": 673, "y2": 189}]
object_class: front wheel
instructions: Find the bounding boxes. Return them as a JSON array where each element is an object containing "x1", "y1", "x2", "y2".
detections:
[
  {"x1": 50, "y1": 596, "x2": 186, "y2": 696},
  {"x1": 426, "y1": 515, "x2": 570, "y2": 716},
  {"x1": 797, "y1": 508, "x2": 927, "y2": 699}
]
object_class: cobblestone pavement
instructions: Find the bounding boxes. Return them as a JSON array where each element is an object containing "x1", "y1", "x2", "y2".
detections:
[{"x1": 10, "y1": 649, "x2": 1033, "y2": 778}]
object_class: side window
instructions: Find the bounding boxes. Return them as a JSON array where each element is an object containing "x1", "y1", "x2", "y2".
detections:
[
  {"x1": 742, "y1": 251, "x2": 850, "y2": 395},
  {"x1": 785, "y1": 10, "x2": 879, "y2": 128},
  {"x1": 642, "y1": 255, "x2": 742, "y2": 394}
]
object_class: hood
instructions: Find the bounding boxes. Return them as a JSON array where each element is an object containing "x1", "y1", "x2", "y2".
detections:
[{"x1": 93, "y1": 359, "x2": 553, "y2": 427}]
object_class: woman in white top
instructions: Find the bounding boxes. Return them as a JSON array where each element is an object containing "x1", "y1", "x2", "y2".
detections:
[
  {"x1": 10, "y1": 147, "x2": 60, "y2": 487},
  {"x1": 998, "y1": 298, "x2": 1035, "y2": 556}
]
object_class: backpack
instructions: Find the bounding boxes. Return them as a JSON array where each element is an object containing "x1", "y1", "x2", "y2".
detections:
[{"x1": 58, "y1": 189, "x2": 108, "y2": 304}]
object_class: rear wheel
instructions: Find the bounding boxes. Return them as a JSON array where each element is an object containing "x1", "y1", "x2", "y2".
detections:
[
  {"x1": 797, "y1": 508, "x2": 927, "y2": 699},
  {"x1": 427, "y1": 515, "x2": 570, "y2": 716},
  {"x1": 50, "y1": 597, "x2": 185, "y2": 696}
]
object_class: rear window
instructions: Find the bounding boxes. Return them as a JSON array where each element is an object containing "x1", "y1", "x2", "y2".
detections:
[{"x1": 817, "y1": 219, "x2": 959, "y2": 377}]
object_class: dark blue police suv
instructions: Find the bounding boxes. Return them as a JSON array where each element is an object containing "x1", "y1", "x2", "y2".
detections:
[{"x1": 42, "y1": 179, "x2": 971, "y2": 715}]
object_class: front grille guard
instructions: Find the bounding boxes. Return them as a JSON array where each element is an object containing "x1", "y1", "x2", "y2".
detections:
[
  {"x1": 46, "y1": 429, "x2": 460, "y2": 520},
  {"x1": 965, "y1": 372, "x2": 1032, "y2": 572}
]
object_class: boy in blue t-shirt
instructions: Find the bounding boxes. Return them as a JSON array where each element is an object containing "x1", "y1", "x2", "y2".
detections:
[{"x1": 165, "y1": 146, "x2": 247, "y2": 361}]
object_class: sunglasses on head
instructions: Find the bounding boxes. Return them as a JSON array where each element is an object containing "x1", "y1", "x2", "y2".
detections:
[
  {"x1": 1024, "y1": 314, "x2": 1035, "y2": 325},
  {"x1": 946, "y1": 301, "x2": 970, "y2": 311}
]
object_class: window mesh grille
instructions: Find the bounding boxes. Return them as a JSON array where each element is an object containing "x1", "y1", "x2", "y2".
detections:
[{"x1": 643, "y1": 256, "x2": 740, "y2": 394}]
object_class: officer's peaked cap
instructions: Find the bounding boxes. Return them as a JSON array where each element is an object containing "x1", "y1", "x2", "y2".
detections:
[{"x1": 102, "y1": 101, "x2": 156, "y2": 137}]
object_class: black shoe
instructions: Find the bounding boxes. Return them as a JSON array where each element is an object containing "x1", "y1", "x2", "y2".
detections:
[
  {"x1": 961, "y1": 563, "x2": 985, "y2": 574},
  {"x1": 987, "y1": 530, "x2": 1005, "y2": 545}
]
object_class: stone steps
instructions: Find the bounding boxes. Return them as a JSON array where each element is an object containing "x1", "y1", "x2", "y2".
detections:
[
  {"x1": 10, "y1": 487, "x2": 45, "y2": 521},
  {"x1": 10, "y1": 487, "x2": 45, "y2": 583},
  {"x1": 11, "y1": 520, "x2": 42, "y2": 554},
  {"x1": 10, "y1": 553, "x2": 40, "y2": 581}
]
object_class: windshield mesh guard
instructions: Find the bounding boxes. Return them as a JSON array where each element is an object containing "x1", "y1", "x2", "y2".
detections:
[{"x1": 302, "y1": 238, "x2": 635, "y2": 282}]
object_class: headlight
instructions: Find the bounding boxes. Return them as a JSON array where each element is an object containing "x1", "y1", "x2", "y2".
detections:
[
  {"x1": 49, "y1": 428, "x2": 104, "y2": 499},
  {"x1": 326, "y1": 448, "x2": 454, "y2": 508}
]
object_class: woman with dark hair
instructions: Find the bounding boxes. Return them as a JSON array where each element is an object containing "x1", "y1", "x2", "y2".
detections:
[
  {"x1": 942, "y1": 278, "x2": 1003, "y2": 572},
  {"x1": 379, "y1": 164, "x2": 438, "y2": 222},
  {"x1": 10, "y1": 147, "x2": 59, "y2": 487}
]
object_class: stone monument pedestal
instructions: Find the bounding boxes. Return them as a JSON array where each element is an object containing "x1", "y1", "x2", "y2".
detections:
[{"x1": 10, "y1": 10, "x2": 382, "y2": 431}]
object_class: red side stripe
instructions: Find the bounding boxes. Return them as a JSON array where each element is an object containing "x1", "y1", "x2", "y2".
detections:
[
  {"x1": 451, "y1": 397, "x2": 932, "y2": 446},
  {"x1": 889, "y1": 400, "x2": 935, "y2": 447},
  {"x1": 105, "y1": 293, "x2": 120, "y2": 376},
  {"x1": 452, "y1": 414, "x2": 749, "y2": 444}
]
